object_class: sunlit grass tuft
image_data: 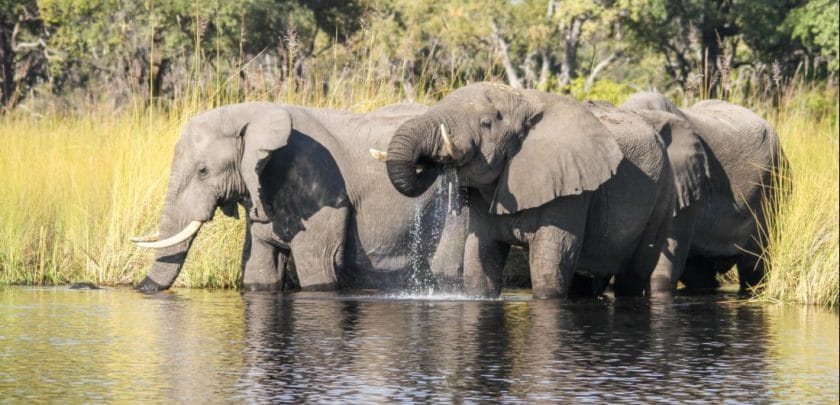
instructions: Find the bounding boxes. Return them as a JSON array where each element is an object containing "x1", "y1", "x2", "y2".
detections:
[{"x1": 758, "y1": 96, "x2": 839, "y2": 307}]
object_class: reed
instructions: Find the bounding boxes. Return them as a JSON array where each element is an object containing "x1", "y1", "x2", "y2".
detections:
[{"x1": 756, "y1": 84, "x2": 839, "y2": 307}]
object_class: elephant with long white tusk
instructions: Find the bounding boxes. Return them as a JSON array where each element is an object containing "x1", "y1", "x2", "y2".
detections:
[{"x1": 132, "y1": 102, "x2": 468, "y2": 293}]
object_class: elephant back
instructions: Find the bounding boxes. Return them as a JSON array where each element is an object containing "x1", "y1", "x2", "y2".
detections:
[
  {"x1": 685, "y1": 100, "x2": 782, "y2": 213},
  {"x1": 583, "y1": 100, "x2": 669, "y2": 180}
]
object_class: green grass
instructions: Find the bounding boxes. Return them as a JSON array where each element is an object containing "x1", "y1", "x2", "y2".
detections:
[{"x1": 0, "y1": 75, "x2": 837, "y2": 306}]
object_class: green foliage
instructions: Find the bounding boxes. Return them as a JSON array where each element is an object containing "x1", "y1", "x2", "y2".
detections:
[
  {"x1": 566, "y1": 77, "x2": 632, "y2": 105},
  {"x1": 0, "y1": 0, "x2": 835, "y2": 109},
  {"x1": 787, "y1": 0, "x2": 839, "y2": 74}
]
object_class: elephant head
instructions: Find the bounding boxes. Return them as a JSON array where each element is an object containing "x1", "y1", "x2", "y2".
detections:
[
  {"x1": 376, "y1": 83, "x2": 623, "y2": 214},
  {"x1": 132, "y1": 102, "x2": 292, "y2": 291}
]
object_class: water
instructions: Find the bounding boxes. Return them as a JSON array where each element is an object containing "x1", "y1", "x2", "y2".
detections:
[
  {"x1": 0, "y1": 287, "x2": 836, "y2": 402},
  {"x1": 406, "y1": 168, "x2": 467, "y2": 293}
]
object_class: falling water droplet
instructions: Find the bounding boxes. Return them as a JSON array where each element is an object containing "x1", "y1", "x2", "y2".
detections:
[{"x1": 403, "y1": 168, "x2": 466, "y2": 297}]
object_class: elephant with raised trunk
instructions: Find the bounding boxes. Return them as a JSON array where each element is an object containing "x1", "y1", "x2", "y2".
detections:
[
  {"x1": 375, "y1": 83, "x2": 674, "y2": 298},
  {"x1": 621, "y1": 92, "x2": 785, "y2": 294},
  {"x1": 132, "y1": 102, "x2": 466, "y2": 292}
]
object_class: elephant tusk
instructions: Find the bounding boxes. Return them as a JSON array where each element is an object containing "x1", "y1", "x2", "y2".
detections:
[
  {"x1": 130, "y1": 231, "x2": 160, "y2": 243},
  {"x1": 369, "y1": 148, "x2": 388, "y2": 162},
  {"x1": 132, "y1": 221, "x2": 203, "y2": 249},
  {"x1": 440, "y1": 123, "x2": 462, "y2": 160}
]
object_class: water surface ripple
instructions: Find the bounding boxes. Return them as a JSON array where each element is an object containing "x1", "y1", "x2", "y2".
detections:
[{"x1": 0, "y1": 287, "x2": 837, "y2": 402}]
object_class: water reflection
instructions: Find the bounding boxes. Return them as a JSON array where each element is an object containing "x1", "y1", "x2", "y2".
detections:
[{"x1": 0, "y1": 288, "x2": 836, "y2": 402}]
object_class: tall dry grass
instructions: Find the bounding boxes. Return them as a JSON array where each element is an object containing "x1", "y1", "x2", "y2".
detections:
[{"x1": 757, "y1": 85, "x2": 839, "y2": 307}]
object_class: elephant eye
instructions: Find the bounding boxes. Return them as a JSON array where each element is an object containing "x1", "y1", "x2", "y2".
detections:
[
  {"x1": 496, "y1": 111, "x2": 503, "y2": 120},
  {"x1": 197, "y1": 166, "x2": 210, "y2": 179},
  {"x1": 480, "y1": 116, "x2": 492, "y2": 128}
]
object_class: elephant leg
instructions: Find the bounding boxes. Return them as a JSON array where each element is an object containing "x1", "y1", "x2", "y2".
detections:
[
  {"x1": 527, "y1": 197, "x2": 588, "y2": 299},
  {"x1": 429, "y1": 208, "x2": 468, "y2": 290},
  {"x1": 529, "y1": 226, "x2": 583, "y2": 299},
  {"x1": 649, "y1": 208, "x2": 696, "y2": 296},
  {"x1": 736, "y1": 236, "x2": 766, "y2": 292},
  {"x1": 617, "y1": 192, "x2": 674, "y2": 297},
  {"x1": 242, "y1": 221, "x2": 284, "y2": 292},
  {"x1": 463, "y1": 194, "x2": 509, "y2": 297},
  {"x1": 680, "y1": 257, "x2": 723, "y2": 291},
  {"x1": 568, "y1": 274, "x2": 610, "y2": 297},
  {"x1": 463, "y1": 232, "x2": 510, "y2": 298},
  {"x1": 289, "y1": 206, "x2": 348, "y2": 291}
]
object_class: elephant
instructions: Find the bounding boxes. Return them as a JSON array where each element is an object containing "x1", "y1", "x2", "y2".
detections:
[
  {"x1": 374, "y1": 83, "x2": 674, "y2": 298},
  {"x1": 131, "y1": 102, "x2": 467, "y2": 292},
  {"x1": 621, "y1": 92, "x2": 785, "y2": 294}
]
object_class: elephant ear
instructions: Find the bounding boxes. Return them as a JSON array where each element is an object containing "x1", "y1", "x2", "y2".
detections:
[
  {"x1": 491, "y1": 101, "x2": 623, "y2": 215},
  {"x1": 637, "y1": 109, "x2": 709, "y2": 210},
  {"x1": 226, "y1": 102, "x2": 293, "y2": 222}
]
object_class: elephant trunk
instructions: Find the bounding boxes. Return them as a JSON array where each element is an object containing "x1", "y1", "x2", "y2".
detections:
[
  {"x1": 134, "y1": 167, "x2": 211, "y2": 291},
  {"x1": 386, "y1": 117, "x2": 443, "y2": 197},
  {"x1": 135, "y1": 211, "x2": 201, "y2": 291}
]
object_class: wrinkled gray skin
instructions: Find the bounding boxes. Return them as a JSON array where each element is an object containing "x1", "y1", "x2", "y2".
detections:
[
  {"x1": 621, "y1": 92, "x2": 784, "y2": 294},
  {"x1": 137, "y1": 102, "x2": 466, "y2": 292},
  {"x1": 384, "y1": 83, "x2": 674, "y2": 298}
]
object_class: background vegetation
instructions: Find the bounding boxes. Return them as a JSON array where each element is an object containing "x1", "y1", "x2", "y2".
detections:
[{"x1": 0, "y1": 0, "x2": 837, "y2": 306}]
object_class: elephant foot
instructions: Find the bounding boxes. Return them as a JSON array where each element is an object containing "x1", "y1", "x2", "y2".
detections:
[
  {"x1": 614, "y1": 273, "x2": 648, "y2": 297},
  {"x1": 300, "y1": 281, "x2": 339, "y2": 292},
  {"x1": 680, "y1": 269, "x2": 720, "y2": 292},
  {"x1": 135, "y1": 277, "x2": 167, "y2": 293},
  {"x1": 531, "y1": 286, "x2": 566, "y2": 299},
  {"x1": 242, "y1": 281, "x2": 281, "y2": 293},
  {"x1": 568, "y1": 274, "x2": 599, "y2": 298},
  {"x1": 431, "y1": 275, "x2": 464, "y2": 295},
  {"x1": 649, "y1": 274, "x2": 675, "y2": 296}
]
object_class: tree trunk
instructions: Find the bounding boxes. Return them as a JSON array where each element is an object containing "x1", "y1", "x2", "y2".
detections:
[
  {"x1": 0, "y1": 18, "x2": 14, "y2": 109},
  {"x1": 490, "y1": 19, "x2": 522, "y2": 89},
  {"x1": 559, "y1": 17, "x2": 584, "y2": 87}
]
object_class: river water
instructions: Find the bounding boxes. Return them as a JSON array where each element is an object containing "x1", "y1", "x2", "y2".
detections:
[{"x1": 0, "y1": 287, "x2": 837, "y2": 402}]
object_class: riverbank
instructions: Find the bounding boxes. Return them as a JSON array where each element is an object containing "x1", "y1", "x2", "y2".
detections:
[{"x1": 0, "y1": 83, "x2": 836, "y2": 306}]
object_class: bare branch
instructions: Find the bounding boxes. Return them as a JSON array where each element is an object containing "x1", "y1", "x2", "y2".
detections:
[
  {"x1": 584, "y1": 49, "x2": 624, "y2": 92},
  {"x1": 489, "y1": 19, "x2": 522, "y2": 89},
  {"x1": 538, "y1": 49, "x2": 551, "y2": 89},
  {"x1": 521, "y1": 51, "x2": 537, "y2": 88},
  {"x1": 559, "y1": 17, "x2": 584, "y2": 87},
  {"x1": 13, "y1": 39, "x2": 45, "y2": 53},
  {"x1": 546, "y1": 0, "x2": 557, "y2": 18}
]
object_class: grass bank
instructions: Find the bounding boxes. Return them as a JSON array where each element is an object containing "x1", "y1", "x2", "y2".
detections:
[
  {"x1": 0, "y1": 82, "x2": 837, "y2": 306},
  {"x1": 757, "y1": 89, "x2": 839, "y2": 307}
]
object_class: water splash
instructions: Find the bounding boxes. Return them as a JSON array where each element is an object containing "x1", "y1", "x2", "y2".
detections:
[{"x1": 403, "y1": 168, "x2": 468, "y2": 296}]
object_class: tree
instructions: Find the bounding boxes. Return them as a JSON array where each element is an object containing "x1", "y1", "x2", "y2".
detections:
[
  {"x1": 619, "y1": 0, "x2": 810, "y2": 92},
  {"x1": 787, "y1": 0, "x2": 839, "y2": 74},
  {"x1": 0, "y1": 0, "x2": 43, "y2": 109}
]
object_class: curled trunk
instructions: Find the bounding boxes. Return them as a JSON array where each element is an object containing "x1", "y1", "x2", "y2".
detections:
[{"x1": 386, "y1": 118, "x2": 443, "y2": 197}]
